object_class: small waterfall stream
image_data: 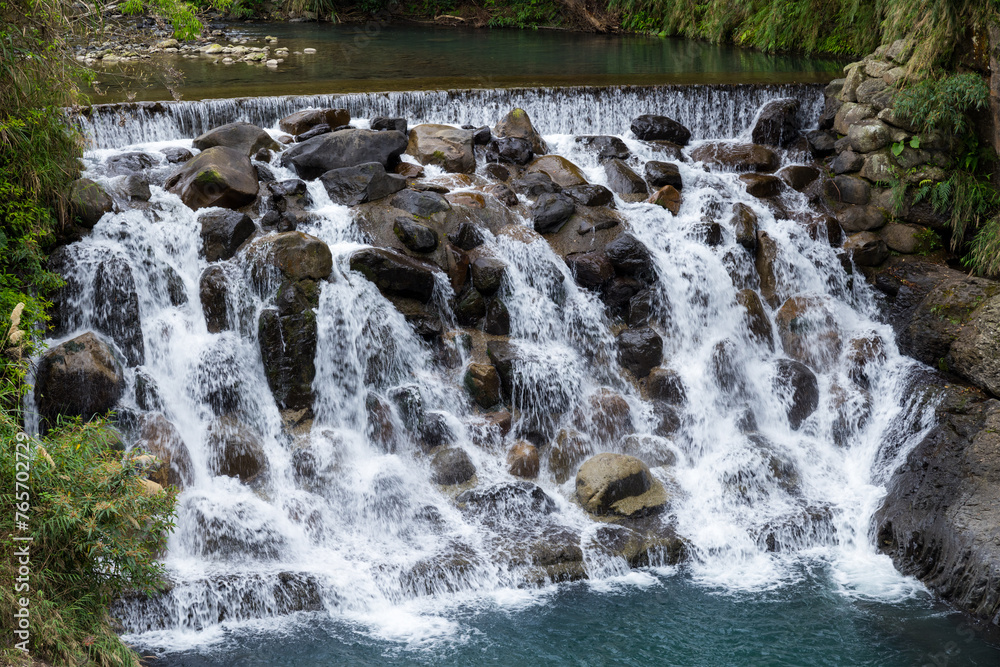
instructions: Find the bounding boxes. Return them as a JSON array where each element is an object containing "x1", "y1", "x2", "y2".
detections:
[{"x1": 42, "y1": 83, "x2": 938, "y2": 653}]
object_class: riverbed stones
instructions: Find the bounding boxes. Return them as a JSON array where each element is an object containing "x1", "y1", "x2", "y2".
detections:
[
  {"x1": 406, "y1": 124, "x2": 476, "y2": 174},
  {"x1": 279, "y1": 128, "x2": 408, "y2": 180},
  {"x1": 165, "y1": 146, "x2": 259, "y2": 211},
  {"x1": 34, "y1": 332, "x2": 124, "y2": 429},
  {"x1": 199, "y1": 209, "x2": 255, "y2": 262},
  {"x1": 350, "y1": 247, "x2": 439, "y2": 302},
  {"x1": 731, "y1": 203, "x2": 758, "y2": 251},
  {"x1": 740, "y1": 173, "x2": 783, "y2": 198},
  {"x1": 844, "y1": 231, "x2": 889, "y2": 266},
  {"x1": 70, "y1": 178, "x2": 113, "y2": 228},
  {"x1": 371, "y1": 117, "x2": 407, "y2": 133},
  {"x1": 630, "y1": 115, "x2": 691, "y2": 145},
  {"x1": 279, "y1": 108, "x2": 350, "y2": 136},
  {"x1": 486, "y1": 137, "x2": 534, "y2": 165},
  {"x1": 644, "y1": 161, "x2": 682, "y2": 190},
  {"x1": 605, "y1": 233, "x2": 654, "y2": 279},
  {"x1": 193, "y1": 121, "x2": 277, "y2": 157},
  {"x1": 575, "y1": 453, "x2": 668, "y2": 517},
  {"x1": 391, "y1": 188, "x2": 450, "y2": 217},
  {"x1": 777, "y1": 166, "x2": 818, "y2": 191},
  {"x1": 471, "y1": 257, "x2": 507, "y2": 295},
  {"x1": 604, "y1": 159, "x2": 648, "y2": 195},
  {"x1": 526, "y1": 155, "x2": 588, "y2": 188},
  {"x1": 751, "y1": 98, "x2": 800, "y2": 147},
  {"x1": 319, "y1": 162, "x2": 406, "y2": 206},
  {"x1": 617, "y1": 326, "x2": 662, "y2": 378},
  {"x1": 200, "y1": 265, "x2": 229, "y2": 333},
  {"x1": 392, "y1": 217, "x2": 439, "y2": 253},
  {"x1": 565, "y1": 251, "x2": 614, "y2": 288},
  {"x1": 493, "y1": 108, "x2": 547, "y2": 155},
  {"x1": 531, "y1": 192, "x2": 576, "y2": 233},
  {"x1": 690, "y1": 143, "x2": 779, "y2": 173},
  {"x1": 93, "y1": 256, "x2": 144, "y2": 367},
  {"x1": 564, "y1": 183, "x2": 614, "y2": 207}
]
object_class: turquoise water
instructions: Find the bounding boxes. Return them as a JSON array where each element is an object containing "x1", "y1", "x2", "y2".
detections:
[
  {"x1": 146, "y1": 569, "x2": 1000, "y2": 666},
  {"x1": 94, "y1": 23, "x2": 843, "y2": 102}
]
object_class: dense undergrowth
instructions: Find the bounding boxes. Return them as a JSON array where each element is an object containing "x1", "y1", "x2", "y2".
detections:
[{"x1": 2, "y1": 1, "x2": 178, "y2": 665}]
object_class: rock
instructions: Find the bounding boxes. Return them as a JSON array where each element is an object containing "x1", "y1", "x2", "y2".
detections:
[
  {"x1": 34, "y1": 333, "x2": 124, "y2": 429},
  {"x1": 564, "y1": 183, "x2": 614, "y2": 207},
  {"x1": 532, "y1": 192, "x2": 576, "y2": 233},
  {"x1": 406, "y1": 124, "x2": 476, "y2": 174},
  {"x1": 848, "y1": 119, "x2": 891, "y2": 153},
  {"x1": 833, "y1": 175, "x2": 870, "y2": 206},
  {"x1": 471, "y1": 257, "x2": 507, "y2": 295},
  {"x1": 459, "y1": 481, "x2": 556, "y2": 518},
  {"x1": 279, "y1": 128, "x2": 408, "y2": 180},
  {"x1": 161, "y1": 146, "x2": 193, "y2": 164},
  {"x1": 777, "y1": 166, "x2": 818, "y2": 191},
  {"x1": 644, "y1": 161, "x2": 682, "y2": 190},
  {"x1": 507, "y1": 441, "x2": 539, "y2": 478},
  {"x1": 70, "y1": 178, "x2": 113, "y2": 228},
  {"x1": 484, "y1": 298, "x2": 510, "y2": 335},
  {"x1": 431, "y1": 447, "x2": 476, "y2": 485},
  {"x1": 832, "y1": 150, "x2": 865, "y2": 174},
  {"x1": 493, "y1": 108, "x2": 547, "y2": 155},
  {"x1": 454, "y1": 286, "x2": 486, "y2": 325},
  {"x1": 579, "y1": 389, "x2": 632, "y2": 442},
  {"x1": 874, "y1": 380, "x2": 1000, "y2": 625},
  {"x1": 259, "y1": 298, "x2": 318, "y2": 411},
  {"x1": 350, "y1": 247, "x2": 439, "y2": 302},
  {"x1": 526, "y1": 155, "x2": 588, "y2": 188},
  {"x1": 119, "y1": 174, "x2": 150, "y2": 202},
  {"x1": 833, "y1": 103, "x2": 876, "y2": 135},
  {"x1": 486, "y1": 137, "x2": 533, "y2": 165},
  {"x1": 630, "y1": 115, "x2": 691, "y2": 145},
  {"x1": 392, "y1": 217, "x2": 439, "y2": 253},
  {"x1": 604, "y1": 159, "x2": 648, "y2": 195},
  {"x1": 465, "y1": 363, "x2": 501, "y2": 408},
  {"x1": 774, "y1": 295, "x2": 842, "y2": 370},
  {"x1": 804, "y1": 130, "x2": 837, "y2": 157},
  {"x1": 486, "y1": 339, "x2": 518, "y2": 395},
  {"x1": 860, "y1": 152, "x2": 893, "y2": 182},
  {"x1": 391, "y1": 188, "x2": 450, "y2": 217},
  {"x1": 617, "y1": 327, "x2": 662, "y2": 378},
  {"x1": 647, "y1": 368, "x2": 685, "y2": 404},
  {"x1": 751, "y1": 98, "x2": 800, "y2": 147},
  {"x1": 605, "y1": 233, "x2": 654, "y2": 279},
  {"x1": 837, "y1": 205, "x2": 884, "y2": 232},
  {"x1": 513, "y1": 171, "x2": 559, "y2": 198},
  {"x1": 856, "y1": 78, "x2": 888, "y2": 105},
  {"x1": 248, "y1": 231, "x2": 333, "y2": 282},
  {"x1": 730, "y1": 203, "x2": 758, "y2": 251},
  {"x1": 199, "y1": 265, "x2": 229, "y2": 333},
  {"x1": 93, "y1": 257, "x2": 144, "y2": 366},
  {"x1": 691, "y1": 143, "x2": 779, "y2": 173},
  {"x1": 135, "y1": 413, "x2": 194, "y2": 488},
  {"x1": 739, "y1": 173, "x2": 782, "y2": 198},
  {"x1": 565, "y1": 251, "x2": 613, "y2": 288},
  {"x1": 755, "y1": 230, "x2": 781, "y2": 307},
  {"x1": 279, "y1": 108, "x2": 349, "y2": 136},
  {"x1": 575, "y1": 135, "x2": 630, "y2": 161},
  {"x1": 199, "y1": 209, "x2": 255, "y2": 262},
  {"x1": 294, "y1": 124, "x2": 331, "y2": 142},
  {"x1": 395, "y1": 162, "x2": 424, "y2": 179},
  {"x1": 844, "y1": 232, "x2": 889, "y2": 266},
  {"x1": 164, "y1": 146, "x2": 258, "y2": 211},
  {"x1": 106, "y1": 152, "x2": 156, "y2": 176},
  {"x1": 575, "y1": 453, "x2": 668, "y2": 517},
  {"x1": 483, "y1": 163, "x2": 510, "y2": 181},
  {"x1": 736, "y1": 288, "x2": 773, "y2": 348},
  {"x1": 647, "y1": 185, "x2": 681, "y2": 213},
  {"x1": 448, "y1": 222, "x2": 486, "y2": 251},
  {"x1": 192, "y1": 122, "x2": 277, "y2": 157},
  {"x1": 880, "y1": 223, "x2": 928, "y2": 254},
  {"x1": 319, "y1": 162, "x2": 406, "y2": 206},
  {"x1": 207, "y1": 417, "x2": 267, "y2": 483},
  {"x1": 948, "y1": 295, "x2": 1000, "y2": 398},
  {"x1": 773, "y1": 358, "x2": 819, "y2": 429},
  {"x1": 371, "y1": 117, "x2": 407, "y2": 133}
]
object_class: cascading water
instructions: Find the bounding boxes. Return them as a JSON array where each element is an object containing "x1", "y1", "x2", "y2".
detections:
[{"x1": 38, "y1": 83, "x2": 966, "y2": 661}]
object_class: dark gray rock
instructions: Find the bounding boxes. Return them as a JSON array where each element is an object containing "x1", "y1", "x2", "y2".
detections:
[
  {"x1": 193, "y1": 122, "x2": 277, "y2": 157},
  {"x1": 563, "y1": 183, "x2": 614, "y2": 207},
  {"x1": 34, "y1": 332, "x2": 124, "y2": 431},
  {"x1": 575, "y1": 135, "x2": 630, "y2": 162},
  {"x1": 617, "y1": 327, "x2": 663, "y2": 378},
  {"x1": 532, "y1": 192, "x2": 576, "y2": 233},
  {"x1": 391, "y1": 189, "x2": 450, "y2": 217},
  {"x1": 199, "y1": 209, "x2": 255, "y2": 262},
  {"x1": 751, "y1": 98, "x2": 800, "y2": 147},
  {"x1": 320, "y1": 162, "x2": 406, "y2": 206},
  {"x1": 350, "y1": 248, "x2": 439, "y2": 302},
  {"x1": 393, "y1": 217, "x2": 439, "y2": 253},
  {"x1": 631, "y1": 115, "x2": 691, "y2": 145},
  {"x1": 604, "y1": 159, "x2": 648, "y2": 195},
  {"x1": 279, "y1": 129, "x2": 408, "y2": 180},
  {"x1": 644, "y1": 161, "x2": 682, "y2": 190}
]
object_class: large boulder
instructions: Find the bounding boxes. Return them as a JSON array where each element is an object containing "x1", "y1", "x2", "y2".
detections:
[
  {"x1": 575, "y1": 135, "x2": 630, "y2": 162},
  {"x1": 393, "y1": 218, "x2": 439, "y2": 253},
  {"x1": 279, "y1": 108, "x2": 350, "y2": 136},
  {"x1": 464, "y1": 363, "x2": 501, "y2": 408},
  {"x1": 774, "y1": 295, "x2": 841, "y2": 370},
  {"x1": 874, "y1": 378, "x2": 1000, "y2": 625},
  {"x1": 192, "y1": 122, "x2": 277, "y2": 157},
  {"x1": 604, "y1": 159, "x2": 648, "y2": 195},
  {"x1": 605, "y1": 233, "x2": 655, "y2": 279},
  {"x1": 199, "y1": 209, "x2": 255, "y2": 262},
  {"x1": 526, "y1": 155, "x2": 588, "y2": 188},
  {"x1": 69, "y1": 178, "x2": 113, "y2": 228},
  {"x1": 279, "y1": 129, "x2": 408, "y2": 180},
  {"x1": 531, "y1": 192, "x2": 576, "y2": 233},
  {"x1": 406, "y1": 124, "x2": 476, "y2": 174},
  {"x1": 34, "y1": 332, "x2": 124, "y2": 429},
  {"x1": 773, "y1": 358, "x2": 819, "y2": 430},
  {"x1": 690, "y1": 143, "x2": 780, "y2": 173},
  {"x1": 391, "y1": 189, "x2": 450, "y2": 217},
  {"x1": 486, "y1": 137, "x2": 534, "y2": 165},
  {"x1": 751, "y1": 99, "x2": 800, "y2": 147},
  {"x1": 493, "y1": 108, "x2": 547, "y2": 155},
  {"x1": 630, "y1": 115, "x2": 691, "y2": 145},
  {"x1": 93, "y1": 256, "x2": 144, "y2": 367},
  {"x1": 165, "y1": 146, "x2": 258, "y2": 211},
  {"x1": 947, "y1": 294, "x2": 1000, "y2": 398},
  {"x1": 349, "y1": 247, "x2": 439, "y2": 302},
  {"x1": 617, "y1": 327, "x2": 662, "y2": 378},
  {"x1": 259, "y1": 297, "x2": 318, "y2": 411},
  {"x1": 319, "y1": 162, "x2": 406, "y2": 206},
  {"x1": 199, "y1": 265, "x2": 229, "y2": 333},
  {"x1": 575, "y1": 453, "x2": 668, "y2": 517},
  {"x1": 248, "y1": 232, "x2": 333, "y2": 282},
  {"x1": 644, "y1": 161, "x2": 682, "y2": 190}
]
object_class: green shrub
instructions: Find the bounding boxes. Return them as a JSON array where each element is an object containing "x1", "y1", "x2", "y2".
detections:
[{"x1": 894, "y1": 73, "x2": 991, "y2": 137}]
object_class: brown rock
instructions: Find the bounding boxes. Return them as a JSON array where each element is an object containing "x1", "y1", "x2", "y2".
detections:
[{"x1": 507, "y1": 441, "x2": 540, "y2": 478}]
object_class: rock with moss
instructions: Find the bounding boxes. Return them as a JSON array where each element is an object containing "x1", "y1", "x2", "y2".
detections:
[
  {"x1": 406, "y1": 124, "x2": 476, "y2": 174},
  {"x1": 165, "y1": 146, "x2": 259, "y2": 211},
  {"x1": 575, "y1": 453, "x2": 668, "y2": 517},
  {"x1": 34, "y1": 332, "x2": 124, "y2": 430}
]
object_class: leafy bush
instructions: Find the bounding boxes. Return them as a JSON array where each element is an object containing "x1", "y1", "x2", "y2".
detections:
[
  {"x1": 894, "y1": 73, "x2": 991, "y2": 136},
  {"x1": 485, "y1": 0, "x2": 560, "y2": 28}
]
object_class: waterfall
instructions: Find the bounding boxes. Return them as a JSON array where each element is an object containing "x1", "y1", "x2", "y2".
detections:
[{"x1": 40, "y1": 83, "x2": 935, "y2": 651}]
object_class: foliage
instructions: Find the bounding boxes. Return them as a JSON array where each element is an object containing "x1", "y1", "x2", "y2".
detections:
[
  {"x1": 120, "y1": 0, "x2": 204, "y2": 40},
  {"x1": 606, "y1": 0, "x2": 999, "y2": 64},
  {"x1": 894, "y1": 73, "x2": 991, "y2": 136},
  {"x1": 485, "y1": 0, "x2": 560, "y2": 28},
  {"x1": 0, "y1": 398, "x2": 177, "y2": 666}
]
